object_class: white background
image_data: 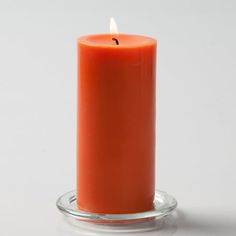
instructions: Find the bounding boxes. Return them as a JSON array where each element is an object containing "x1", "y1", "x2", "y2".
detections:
[{"x1": 0, "y1": 0, "x2": 236, "y2": 235}]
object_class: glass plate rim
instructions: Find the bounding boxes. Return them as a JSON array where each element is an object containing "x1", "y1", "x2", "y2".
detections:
[{"x1": 56, "y1": 190, "x2": 177, "y2": 222}]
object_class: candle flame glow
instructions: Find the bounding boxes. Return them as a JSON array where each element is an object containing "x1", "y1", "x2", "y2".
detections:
[{"x1": 110, "y1": 17, "x2": 119, "y2": 34}]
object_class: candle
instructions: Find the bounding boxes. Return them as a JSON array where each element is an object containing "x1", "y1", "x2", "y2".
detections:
[{"x1": 77, "y1": 19, "x2": 157, "y2": 214}]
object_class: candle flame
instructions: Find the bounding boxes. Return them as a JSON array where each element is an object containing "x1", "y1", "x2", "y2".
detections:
[{"x1": 110, "y1": 17, "x2": 119, "y2": 34}]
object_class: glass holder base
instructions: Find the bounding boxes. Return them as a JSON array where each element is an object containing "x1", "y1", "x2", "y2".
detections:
[{"x1": 56, "y1": 190, "x2": 177, "y2": 225}]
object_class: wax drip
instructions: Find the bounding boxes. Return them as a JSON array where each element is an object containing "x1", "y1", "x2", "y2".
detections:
[{"x1": 112, "y1": 37, "x2": 119, "y2": 45}]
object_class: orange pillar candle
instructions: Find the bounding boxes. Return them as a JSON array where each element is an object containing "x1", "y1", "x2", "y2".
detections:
[{"x1": 77, "y1": 30, "x2": 157, "y2": 214}]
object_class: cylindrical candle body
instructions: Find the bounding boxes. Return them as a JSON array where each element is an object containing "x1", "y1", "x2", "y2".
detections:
[{"x1": 77, "y1": 34, "x2": 156, "y2": 214}]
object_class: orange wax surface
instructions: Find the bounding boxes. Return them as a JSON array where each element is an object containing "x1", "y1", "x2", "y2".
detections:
[{"x1": 77, "y1": 34, "x2": 157, "y2": 214}]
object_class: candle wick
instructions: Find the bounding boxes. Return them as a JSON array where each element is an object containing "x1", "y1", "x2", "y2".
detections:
[{"x1": 112, "y1": 37, "x2": 119, "y2": 45}]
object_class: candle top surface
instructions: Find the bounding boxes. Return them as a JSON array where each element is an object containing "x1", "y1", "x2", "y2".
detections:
[{"x1": 78, "y1": 34, "x2": 156, "y2": 49}]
